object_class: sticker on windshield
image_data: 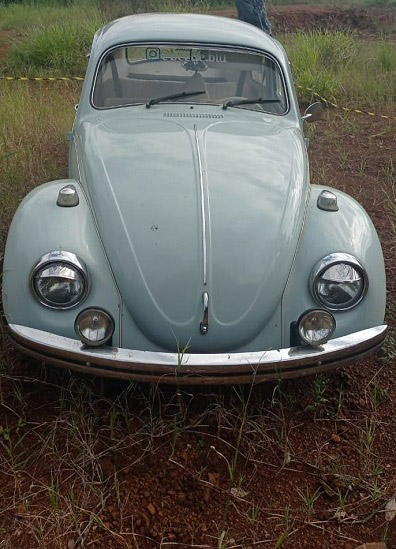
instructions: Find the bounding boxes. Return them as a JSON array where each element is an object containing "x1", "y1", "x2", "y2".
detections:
[
  {"x1": 145, "y1": 47, "x2": 227, "y2": 63},
  {"x1": 146, "y1": 48, "x2": 161, "y2": 61}
]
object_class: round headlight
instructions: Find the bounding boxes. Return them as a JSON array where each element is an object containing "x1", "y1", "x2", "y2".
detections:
[
  {"x1": 298, "y1": 309, "x2": 336, "y2": 347},
  {"x1": 31, "y1": 251, "x2": 88, "y2": 309},
  {"x1": 75, "y1": 308, "x2": 114, "y2": 347},
  {"x1": 311, "y1": 253, "x2": 368, "y2": 311}
]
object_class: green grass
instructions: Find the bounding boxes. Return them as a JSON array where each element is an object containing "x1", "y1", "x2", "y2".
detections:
[
  {"x1": 283, "y1": 31, "x2": 357, "y2": 102},
  {"x1": 367, "y1": 0, "x2": 396, "y2": 5},
  {"x1": 0, "y1": 82, "x2": 78, "y2": 251},
  {"x1": 0, "y1": 1, "x2": 98, "y2": 31},
  {"x1": 282, "y1": 31, "x2": 396, "y2": 106},
  {"x1": 173, "y1": 0, "x2": 396, "y2": 5},
  {"x1": 0, "y1": 0, "x2": 214, "y2": 32},
  {"x1": 95, "y1": 0, "x2": 213, "y2": 19},
  {"x1": 3, "y1": 21, "x2": 100, "y2": 76},
  {"x1": 268, "y1": 0, "x2": 396, "y2": 5},
  {"x1": 1, "y1": 0, "x2": 211, "y2": 76}
]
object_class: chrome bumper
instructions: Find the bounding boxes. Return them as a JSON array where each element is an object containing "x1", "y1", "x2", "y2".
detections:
[{"x1": 8, "y1": 324, "x2": 387, "y2": 385}]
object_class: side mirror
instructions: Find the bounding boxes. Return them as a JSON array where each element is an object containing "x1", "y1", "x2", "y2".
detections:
[{"x1": 302, "y1": 102, "x2": 324, "y2": 123}]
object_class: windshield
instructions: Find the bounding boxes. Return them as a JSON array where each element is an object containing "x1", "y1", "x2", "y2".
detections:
[{"x1": 92, "y1": 45, "x2": 288, "y2": 114}]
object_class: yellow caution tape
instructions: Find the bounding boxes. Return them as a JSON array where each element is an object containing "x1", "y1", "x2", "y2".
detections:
[
  {"x1": 0, "y1": 76, "x2": 84, "y2": 81},
  {"x1": 297, "y1": 84, "x2": 396, "y2": 121},
  {"x1": 0, "y1": 77, "x2": 394, "y2": 120}
]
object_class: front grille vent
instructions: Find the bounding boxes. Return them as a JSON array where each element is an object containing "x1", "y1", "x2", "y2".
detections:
[{"x1": 163, "y1": 113, "x2": 224, "y2": 119}]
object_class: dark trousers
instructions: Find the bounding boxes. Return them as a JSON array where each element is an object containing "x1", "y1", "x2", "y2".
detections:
[{"x1": 236, "y1": 0, "x2": 272, "y2": 35}]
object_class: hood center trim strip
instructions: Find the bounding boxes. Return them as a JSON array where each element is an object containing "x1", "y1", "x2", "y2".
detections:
[{"x1": 194, "y1": 124, "x2": 207, "y2": 286}]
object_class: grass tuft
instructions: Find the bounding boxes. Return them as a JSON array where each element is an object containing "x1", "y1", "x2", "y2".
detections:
[
  {"x1": 0, "y1": 82, "x2": 78, "y2": 251},
  {"x1": 0, "y1": 0, "x2": 98, "y2": 31},
  {"x1": 282, "y1": 31, "x2": 396, "y2": 106},
  {"x1": 3, "y1": 21, "x2": 101, "y2": 77},
  {"x1": 282, "y1": 31, "x2": 357, "y2": 102}
]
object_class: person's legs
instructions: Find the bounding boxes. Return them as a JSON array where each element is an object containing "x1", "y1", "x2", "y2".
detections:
[
  {"x1": 235, "y1": 0, "x2": 272, "y2": 35},
  {"x1": 259, "y1": 1, "x2": 272, "y2": 35}
]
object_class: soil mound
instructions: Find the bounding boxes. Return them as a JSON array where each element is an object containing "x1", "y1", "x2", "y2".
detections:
[
  {"x1": 212, "y1": 5, "x2": 395, "y2": 34},
  {"x1": 273, "y1": 5, "x2": 394, "y2": 33}
]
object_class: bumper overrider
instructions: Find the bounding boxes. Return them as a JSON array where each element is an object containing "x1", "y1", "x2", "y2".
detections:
[{"x1": 8, "y1": 323, "x2": 387, "y2": 384}]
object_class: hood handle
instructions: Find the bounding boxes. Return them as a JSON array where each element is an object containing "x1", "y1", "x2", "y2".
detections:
[{"x1": 200, "y1": 292, "x2": 209, "y2": 335}]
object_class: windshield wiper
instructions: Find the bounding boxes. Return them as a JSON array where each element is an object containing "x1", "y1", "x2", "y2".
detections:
[
  {"x1": 146, "y1": 90, "x2": 206, "y2": 108},
  {"x1": 222, "y1": 98, "x2": 281, "y2": 110}
]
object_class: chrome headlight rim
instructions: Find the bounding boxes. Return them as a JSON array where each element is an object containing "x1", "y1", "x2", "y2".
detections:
[
  {"x1": 310, "y1": 252, "x2": 368, "y2": 312},
  {"x1": 30, "y1": 251, "x2": 89, "y2": 310},
  {"x1": 74, "y1": 307, "x2": 115, "y2": 347}
]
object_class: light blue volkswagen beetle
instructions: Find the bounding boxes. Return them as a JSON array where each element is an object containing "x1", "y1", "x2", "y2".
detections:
[{"x1": 3, "y1": 14, "x2": 387, "y2": 384}]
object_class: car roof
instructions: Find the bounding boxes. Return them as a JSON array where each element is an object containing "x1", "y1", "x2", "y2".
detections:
[{"x1": 91, "y1": 13, "x2": 286, "y2": 60}]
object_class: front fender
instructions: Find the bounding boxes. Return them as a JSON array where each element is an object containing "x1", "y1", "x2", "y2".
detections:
[
  {"x1": 2, "y1": 179, "x2": 123, "y2": 344},
  {"x1": 282, "y1": 185, "x2": 386, "y2": 345}
]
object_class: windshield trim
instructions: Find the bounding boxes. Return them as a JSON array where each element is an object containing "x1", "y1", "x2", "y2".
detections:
[{"x1": 89, "y1": 41, "x2": 290, "y2": 116}]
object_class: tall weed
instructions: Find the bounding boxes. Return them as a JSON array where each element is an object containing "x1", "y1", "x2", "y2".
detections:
[
  {"x1": 96, "y1": 0, "x2": 210, "y2": 19},
  {"x1": 269, "y1": 0, "x2": 396, "y2": 5},
  {"x1": 282, "y1": 31, "x2": 357, "y2": 102},
  {"x1": 3, "y1": 21, "x2": 100, "y2": 76},
  {"x1": 282, "y1": 31, "x2": 396, "y2": 106},
  {"x1": 0, "y1": 1, "x2": 98, "y2": 31},
  {"x1": 0, "y1": 83, "x2": 78, "y2": 250}
]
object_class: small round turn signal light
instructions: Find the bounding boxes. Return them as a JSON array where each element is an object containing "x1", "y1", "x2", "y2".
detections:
[
  {"x1": 75, "y1": 308, "x2": 114, "y2": 347},
  {"x1": 298, "y1": 309, "x2": 336, "y2": 347}
]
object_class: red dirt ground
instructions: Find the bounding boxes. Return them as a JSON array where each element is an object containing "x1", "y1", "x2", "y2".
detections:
[
  {"x1": 0, "y1": 30, "x2": 16, "y2": 64},
  {"x1": 213, "y1": 4, "x2": 396, "y2": 34}
]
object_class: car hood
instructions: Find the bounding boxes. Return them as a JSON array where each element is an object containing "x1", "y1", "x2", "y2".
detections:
[{"x1": 80, "y1": 114, "x2": 307, "y2": 351}]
